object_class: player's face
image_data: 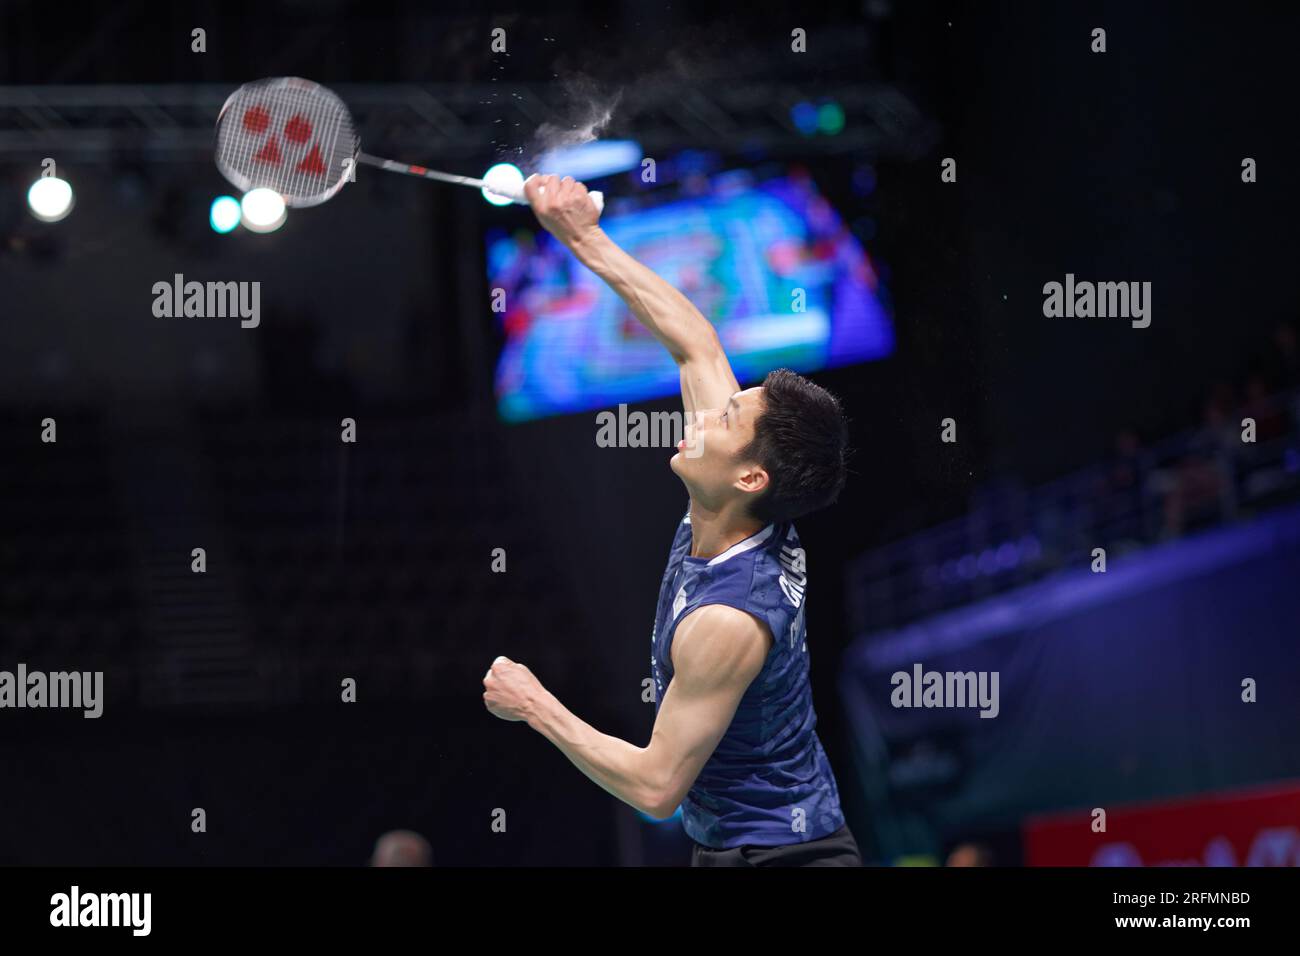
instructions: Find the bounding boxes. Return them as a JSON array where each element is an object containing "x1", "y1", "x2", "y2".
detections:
[{"x1": 670, "y1": 387, "x2": 769, "y2": 504}]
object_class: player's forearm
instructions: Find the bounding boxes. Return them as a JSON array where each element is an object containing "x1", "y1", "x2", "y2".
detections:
[
  {"x1": 566, "y1": 227, "x2": 720, "y2": 365},
  {"x1": 527, "y1": 690, "x2": 668, "y2": 818}
]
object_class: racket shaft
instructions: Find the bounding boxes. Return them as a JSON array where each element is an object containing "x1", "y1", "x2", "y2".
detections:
[{"x1": 356, "y1": 153, "x2": 484, "y2": 188}]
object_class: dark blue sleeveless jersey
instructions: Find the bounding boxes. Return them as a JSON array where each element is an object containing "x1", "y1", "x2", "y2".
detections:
[{"x1": 650, "y1": 508, "x2": 846, "y2": 849}]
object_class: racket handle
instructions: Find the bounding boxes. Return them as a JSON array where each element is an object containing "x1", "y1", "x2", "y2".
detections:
[{"x1": 516, "y1": 174, "x2": 603, "y2": 215}]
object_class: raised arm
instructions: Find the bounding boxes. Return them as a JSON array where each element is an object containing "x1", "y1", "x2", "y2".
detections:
[{"x1": 524, "y1": 174, "x2": 740, "y2": 415}]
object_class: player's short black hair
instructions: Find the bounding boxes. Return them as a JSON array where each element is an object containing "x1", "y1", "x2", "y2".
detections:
[{"x1": 739, "y1": 368, "x2": 849, "y2": 524}]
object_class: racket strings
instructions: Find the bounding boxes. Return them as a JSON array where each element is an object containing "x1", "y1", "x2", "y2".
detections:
[{"x1": 217, "y1": 78, "x2": 358, "y2": 206}]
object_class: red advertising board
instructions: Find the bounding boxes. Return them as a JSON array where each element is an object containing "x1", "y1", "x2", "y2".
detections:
[{"x1": 1024, "y1": 781, "x2": 1300, "y2": 866}]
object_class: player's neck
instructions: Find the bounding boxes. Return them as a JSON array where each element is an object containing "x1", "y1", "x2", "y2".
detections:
[{"x1": 686, "y1": 498, "x2": 766, "y2": 561}]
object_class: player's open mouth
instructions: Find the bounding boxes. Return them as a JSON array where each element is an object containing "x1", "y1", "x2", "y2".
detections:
[{"x1": 677, "y1": 439, "x2": 686, "y2": 452}]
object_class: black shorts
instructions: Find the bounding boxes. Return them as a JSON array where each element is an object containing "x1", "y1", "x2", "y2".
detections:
[{"x1": 690, "y1": 823, "x2": 863, "y2": 867}]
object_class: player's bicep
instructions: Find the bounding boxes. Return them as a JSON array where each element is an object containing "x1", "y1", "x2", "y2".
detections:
[{"x1": 644, "y1": 606, "x2": 771, "y2": 815}]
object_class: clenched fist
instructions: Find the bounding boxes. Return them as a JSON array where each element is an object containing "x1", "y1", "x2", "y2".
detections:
[
  {"x1": 524, "y1": 174, "x2": 602, "y2": 247},
  {"x1": 482, "y1": 655, "x2": 546, "y2": 723}
]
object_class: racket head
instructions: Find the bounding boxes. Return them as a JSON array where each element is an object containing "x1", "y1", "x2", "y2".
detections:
[{"x1": 214, "y1": 77, "x2": 359, "y2": 208}]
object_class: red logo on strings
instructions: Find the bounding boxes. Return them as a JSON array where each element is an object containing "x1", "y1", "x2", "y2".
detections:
[{"x1": 243, "y1": 106, "x2": 326, "y2": 177}]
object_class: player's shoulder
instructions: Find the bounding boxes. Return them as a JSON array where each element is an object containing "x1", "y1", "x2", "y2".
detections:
[
  {"x1": 678, "y1": 601, "x2": 763, "y2": 631},
  {"x1": 673, "y1": 603, "x2": 773, "y2": 680}
]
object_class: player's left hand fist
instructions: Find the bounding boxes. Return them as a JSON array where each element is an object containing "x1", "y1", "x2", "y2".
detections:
[
  {"x1": 483, "y1": 655, "x2": 544, "y2": 723},
  {"x1": 524, "y1": 174, "x2": 600, "y2": 247}
]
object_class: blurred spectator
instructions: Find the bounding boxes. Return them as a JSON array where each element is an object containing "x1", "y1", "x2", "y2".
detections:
[
  {"x1": 1157, "y1": 387, "x2": 1239, "y2": 537},
  {"x1": 1268, "y1": 321, "x2": 1300, "y2": 392},
  {"x1": 946, "y1": 842, "x2": 993, "y2": 866},
  {"x1": 1096, "y1": 427, "x2": 1149, "y2": 546},
  {"x1": 369, "y1": 830, "x2": 433, "y2": 867}
]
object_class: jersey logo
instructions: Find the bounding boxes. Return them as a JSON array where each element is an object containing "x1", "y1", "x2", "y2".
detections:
[
  {"x1": 778, "y1": 545, "x2": 807, "y2": 608},
  {"x1": 672, "y1": 585, "x2": 688, "y2": 619}
]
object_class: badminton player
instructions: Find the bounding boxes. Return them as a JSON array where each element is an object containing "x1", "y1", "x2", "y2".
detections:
[{"x1": 484, "y1": 174, "x2": 861, "y2": 866}]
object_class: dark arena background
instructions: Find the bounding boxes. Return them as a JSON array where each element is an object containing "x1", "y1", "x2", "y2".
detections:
[{"x1": 1, "y1": 0, "x2": 1298, "y2": 938}]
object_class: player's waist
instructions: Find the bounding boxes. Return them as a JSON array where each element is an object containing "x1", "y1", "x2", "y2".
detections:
[
  {"x1": 694, "y1": 748, "x2": 835, "y2": 796},
  {"x1": 683, "y1": 793, "x2": 845, "y2": 849}
]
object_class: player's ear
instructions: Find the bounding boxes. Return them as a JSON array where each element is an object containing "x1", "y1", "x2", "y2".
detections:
[{"x1": 734, "y1": 463, "x2": 768, "y2": 497}]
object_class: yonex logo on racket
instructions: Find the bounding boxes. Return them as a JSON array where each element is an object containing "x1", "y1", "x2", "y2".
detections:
[{"x1": 241, "y1": 103, "x2": 328, "y2": 178}]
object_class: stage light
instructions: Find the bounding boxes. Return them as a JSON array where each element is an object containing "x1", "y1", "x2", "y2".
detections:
[
  {"x1": 791, "y1": 102, "x2": 819, "y2": 136},
  {"x1": 240, "y1": 188, "x2": 286, "y2": 233},
  {"x1": 482, "y1": 163, "x2": 524, "y2": 206},
  {"x1": 209, "y1": 196, "x2": 241, "y2": 234},
  {"x1": 996, "y1": 542, "x2": 1020, "y2": 570},
  {"x1": 817, "y1": 102, "x2": 846, "y2": 135},
  {"x1": 27, "y1": 177, "x2": 74, "y2": 222}
]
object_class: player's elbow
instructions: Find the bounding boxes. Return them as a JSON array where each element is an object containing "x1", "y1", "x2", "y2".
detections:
[
  {"x1": 642, "y1": 790, "x2": 682, "y2": 821},
  {"x1": 675, "y1": 324, "x2": 723, "y2": 367},
  {"x1": 643, "y1": 771, "x2": 690, "y2": 820},
  {"x1": 637, "y1": 758, "x2": 684, "y2": 819}
]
